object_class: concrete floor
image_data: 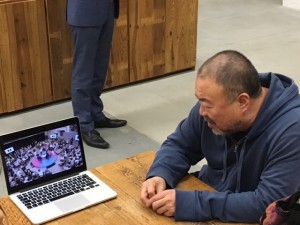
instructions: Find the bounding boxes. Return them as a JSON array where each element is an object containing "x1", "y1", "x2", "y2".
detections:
[{"x1": 1, "y1": 0, "x2": 300, "y2": 197}]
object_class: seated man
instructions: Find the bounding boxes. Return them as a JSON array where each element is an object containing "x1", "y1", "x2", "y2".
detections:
[{"x1": 140, "y1": 50, "x2": 300, "y2": 223}]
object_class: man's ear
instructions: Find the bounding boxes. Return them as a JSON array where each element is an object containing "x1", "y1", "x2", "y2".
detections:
[{"x1": 237, "y1": 93, "x2": 250, "y2": 111}]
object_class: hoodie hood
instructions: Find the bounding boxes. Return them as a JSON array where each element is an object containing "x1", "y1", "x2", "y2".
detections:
[
  {"x1": 224, "y1": 72, "x2": 300, "y2": 192},
  {"x1": 247, "y1": 72, "x2": 300, "y2": 140}
]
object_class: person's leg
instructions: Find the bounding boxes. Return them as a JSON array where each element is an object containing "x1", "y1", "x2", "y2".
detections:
[
  {"x1": 70, "y1": 26, "x2": 110, "y2": 149},
  {"x1": 91, "y1": 3, "x2": 127, "y2": 128},
  {"x1": 70, "y1": 26, "x2": 102, "y2": 132},
  {"x1": 91, "y1": 3, "x2": 115, "y2": 121}
]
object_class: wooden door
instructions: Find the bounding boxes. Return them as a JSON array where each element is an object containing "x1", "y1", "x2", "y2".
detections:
[
  {"x1": 165, "y1": 0, "x2": 198, "y2": 73},
  {"x1": 0, "y1": 0, "x2": 52, "y2": 113},
  {"x1": 128, "y1": 0, "x2": 198, "y2": 82},
  {"x1": 106, "y1": 0, "x2": 130, "y2": 88},
  {"x1": 45, "y1": 0, "x2": 73, "y2": 101}
]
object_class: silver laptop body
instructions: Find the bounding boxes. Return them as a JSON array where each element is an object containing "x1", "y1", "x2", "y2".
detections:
[{"x1": 0, "y1": 117, "x2": 117, "y2": 224}]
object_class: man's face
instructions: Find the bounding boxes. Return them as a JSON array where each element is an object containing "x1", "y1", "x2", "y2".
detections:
[{"x1": 195, "y1": 77, "x2": 244, "y2": 136}]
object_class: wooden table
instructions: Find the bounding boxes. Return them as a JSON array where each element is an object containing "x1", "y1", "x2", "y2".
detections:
[{"x1": 0, "y1": 151, "x2": 258, "y2": 225}]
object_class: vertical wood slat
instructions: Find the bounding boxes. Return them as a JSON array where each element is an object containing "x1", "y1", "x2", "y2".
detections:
[
  {"x1": 0, "y1": 1, "x2": 23, "y2": 112},
  {"x1": 129, "y1": 0, "x2": 198, "y2": 82},
  {"x1": 0, "y1": 0, "x2": 52, "y2": 113},
  {"x1": 0, "y1": 2, "x2": 12, "y2": 113},
  {"x1": 128, "y1": 0, "x2": 166, "y2": 81},
  {"x1": 106, "y1": 0, "x2": 130, "y2": 88},
  {"x1": 45, "y1": 0, "x2": 73, "y2": 101},
  {"x1": 165, "y1": 0, "x2": 198, "y2": 73}
]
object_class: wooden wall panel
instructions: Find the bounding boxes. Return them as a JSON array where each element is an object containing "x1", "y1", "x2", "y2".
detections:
[
  {"x1": 128, "y1": 0, "x2": 167, "y2": 81},
  {"x1": 106, "y1": 0, "x2": 130, "y2": 88},
  {"x1": 0, "y1": 0, "x2": 52, "y2": 113},
  {"x1": 0, "y1": 0, "x2": 197, "y2": 114},
  {"x1": 45, "y1": 0, "x2": 73, "y2": 100},
  {"x1": 165, "y1": 0, "x2": 198, "y2": 73},
  {"x1": 129, "y1": 0, "x2": 197, "y2": 82}
]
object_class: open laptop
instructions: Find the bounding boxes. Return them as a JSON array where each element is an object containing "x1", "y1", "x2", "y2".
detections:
[{"x1": 0, "y1": 117, "x2": 117, "y2": 224}]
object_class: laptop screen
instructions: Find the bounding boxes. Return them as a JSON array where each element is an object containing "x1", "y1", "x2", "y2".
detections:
[{"x1": 0, "y1": 117, "x2": 87, "y2": 194}]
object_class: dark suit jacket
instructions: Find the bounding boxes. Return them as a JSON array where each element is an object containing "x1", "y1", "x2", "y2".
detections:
[{"x1": 66, "y1": 0, "x2": 119, "y2": 26}]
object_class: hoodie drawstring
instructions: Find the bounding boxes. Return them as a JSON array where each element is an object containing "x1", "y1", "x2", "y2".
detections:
[
  {"x1": 221, "y1": 137, "x2": 248, "y2": 192},
  {"x1": 235, "y1": 139, "x2": 248, "y2": 192},
  {"x1": 221, "y1": 140, "x2": 228, "y2": 182}
]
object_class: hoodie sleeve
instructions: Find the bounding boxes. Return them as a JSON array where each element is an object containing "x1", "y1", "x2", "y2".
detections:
[
  {"x1": 175, "y1": 190, "x2": 264, "y2": 222},
  {"x1": 146, "y1": 102, "x2": 204, "y2": 187}
]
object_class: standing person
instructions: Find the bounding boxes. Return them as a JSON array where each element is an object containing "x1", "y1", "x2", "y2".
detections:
[
  {"x1": 66, "y1": 0, "x2": 126, "y2": 149},
  {"x1": 140, "y1": 50, "x2": 300, "y2": 223}
]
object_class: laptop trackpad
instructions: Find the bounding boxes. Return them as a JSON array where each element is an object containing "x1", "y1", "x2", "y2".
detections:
[{"x1": 54, "y1": 194, "x2": 91, "y2": 212}]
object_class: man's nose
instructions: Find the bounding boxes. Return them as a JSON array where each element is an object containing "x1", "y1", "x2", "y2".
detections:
[{"x1": 199, "y1": 105, "x2": 206, "y2": 116}]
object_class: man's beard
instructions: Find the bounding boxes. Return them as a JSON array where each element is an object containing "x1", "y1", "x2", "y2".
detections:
[{"x1": 205, "y1": 117, "x2": 243, "y2": 136}]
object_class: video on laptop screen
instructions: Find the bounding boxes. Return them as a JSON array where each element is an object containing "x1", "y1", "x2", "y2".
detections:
[{"x1": 1, "y1": 123, "x2": 85, "y2": 191}]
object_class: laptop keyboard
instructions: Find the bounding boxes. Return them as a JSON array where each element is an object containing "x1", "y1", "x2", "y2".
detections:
[{"x1": 16, "y1": 174, "x2": 100, "y2": 209}]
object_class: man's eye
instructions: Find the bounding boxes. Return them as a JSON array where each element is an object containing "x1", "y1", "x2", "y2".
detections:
[
  {"x1": 201, "y1": 104, "x2": 213, "y2": 109},
  {"x1": 199, "y1": 101, "x2": 213, "y2": 109}
]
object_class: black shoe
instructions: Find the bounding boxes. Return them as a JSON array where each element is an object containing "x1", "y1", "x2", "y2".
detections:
[
  {"x1": 95, "y1": 117, "x2": 127, "y2": 128},
  {"x1": 81, "y1": 130, "x2": 109, "y2": 149}
]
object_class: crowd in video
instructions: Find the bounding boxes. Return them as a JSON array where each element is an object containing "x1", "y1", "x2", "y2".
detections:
[{"x1": 3, "y1": 125, "x2": 83, "y2": 188}]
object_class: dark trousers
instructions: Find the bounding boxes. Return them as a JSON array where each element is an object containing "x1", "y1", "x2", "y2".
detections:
[{"x1": 70, "y1": 4, "x2": 114, "y2": 132}]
